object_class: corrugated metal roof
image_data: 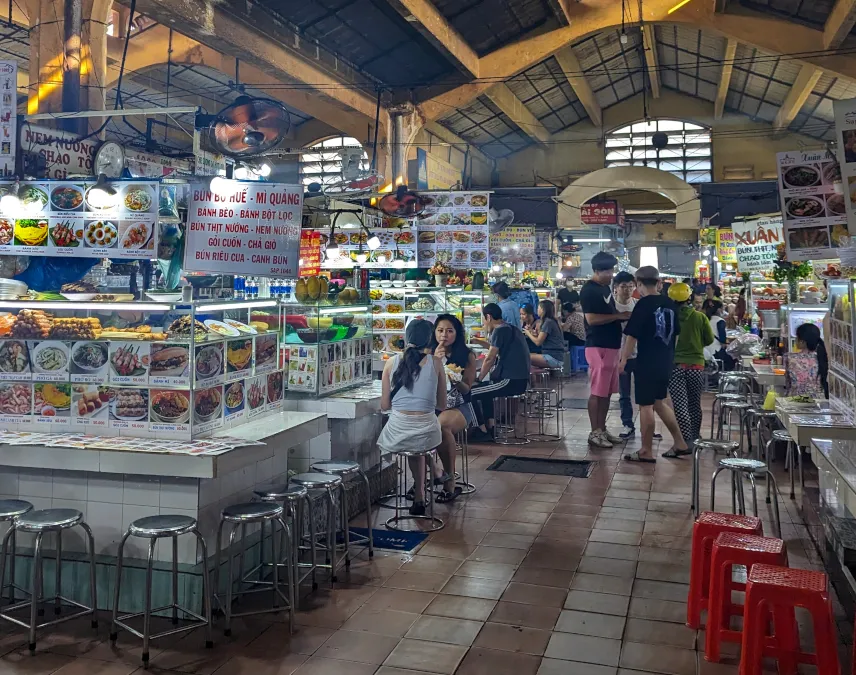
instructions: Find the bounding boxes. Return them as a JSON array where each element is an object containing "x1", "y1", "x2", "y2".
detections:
[
  {"x1": 725, "y1": 42, "x2": 800, "y2": 124},
  {"x1": 572, "y1": 29, "x2": 645, "y2": 110},
  {"x1": 506, "y1": 57, "x2": 587, "y2": 134},
  {"x1": 438, "y1": 95, "x2": 535, "y2": 158},
  {"x1": 736, "y1": 0, "x2": 835, "y2": 28},
  {"x1": 656, "y1": 25, "x2": 723, "y2": 102}
]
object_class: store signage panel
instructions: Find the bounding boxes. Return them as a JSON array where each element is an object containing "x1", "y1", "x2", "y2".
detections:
[
  {"x1": 299, "y1": 230, "x2": 322, "y2": 276},
  {"x1": 776, "y1": 149, "x2": 846, "y2": 261},
  {"x1": 415, "y1": 191, "x2": 489, "y2": 269},
  {"x1": 413, "y1": 148, "x2": 462, "y2": 190},
  {"x1": 0, "y1": 62, "x2": 15, "y2": 177},
  {"x1": 489, "y1": 226, "x2": 535, "y2": 264},
  {"x1": 184, "y1": 181, "x2": 303, "y2": 277},
  {"x1": 319, "y1": 227, "x2": 416, "y2": 269},
  {"x1": 0, "y1": 179, "x2": 159, "y2": 258},
  {"x1": 716, "y1": 229, "x2": 736, "y2": 263},
  {"x1": 731, "y1": 214, "x2": 784, "y2": 272},
  {"x1": 833, "y1": 98, "x2": 856, "y2": 249},
  {"x1": 580, "y1": 200, "x2": 619, "y2": 225},
  {"x1": 20, "y1": 125, "x2": 98, "y2": 179}
]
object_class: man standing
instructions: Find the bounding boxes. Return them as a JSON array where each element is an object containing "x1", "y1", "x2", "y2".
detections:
[
  {"x1": 580, "y1": 252, "x2": 631, "y2": 448},
  {"x1": 491, "y1": 281, "x2": 521, "y2": 328},
  {"x1": 612, "y1": 271, "x2": 638, "y2": 438},
  {"x1": 619, "y1": 266, "x2": 689, "y2": 462},
  {"x1": 469, "y1": 303, "x2": 531, "y2": 440}
]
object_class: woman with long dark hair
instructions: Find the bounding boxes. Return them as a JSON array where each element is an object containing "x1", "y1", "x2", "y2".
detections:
[
  {"x1": 524, "y1": 299, "x2": 567, "y2": 369},
  {"x1": 378, "y1": 319, "x2": 446, "y2": 515},
  {"x1": 785, "y1": 323, "x2": 828, "y2": 398}
]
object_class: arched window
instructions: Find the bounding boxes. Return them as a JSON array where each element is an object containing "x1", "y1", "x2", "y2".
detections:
[
  {"x1": 605, "y1": 119, "x2": 712, "y2": 183},
  {"x1": 300, "y1": 136, "x2": 369, "y2": 187}
]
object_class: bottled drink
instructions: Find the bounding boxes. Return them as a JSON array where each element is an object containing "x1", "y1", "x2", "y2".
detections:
[{"x1": 234, "y1": 275, "x2": 245, "y2": 299}]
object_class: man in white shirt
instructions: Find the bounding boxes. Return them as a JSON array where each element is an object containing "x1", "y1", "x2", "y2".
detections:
[{"x1": 613, "y1": 272, "x2": 638, "y2": 438}]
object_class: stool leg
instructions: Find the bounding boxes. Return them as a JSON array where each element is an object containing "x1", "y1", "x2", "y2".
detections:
[
  {"x1": 54, "y1": 530, "x2": 62, "y2": 615},
  {"x1": 787, "y1": 441, "x2": 795, "y2": 500},
  {"x1": 271, "y1": 519, "x2": 279, "y2": 610},
  {"x1": 703, "y1": 548, "x2": 729, "y2": 662},
  {"x1": 711, "y1": 467, "x2": 726, "y2": 512},
  {"x1": 771, "y1": 604, "x2": 800, "y2": 675},
  {"x1": 304, "y1": 493, "x2": 317, "y2": 591},
  {"x1": 28, "y1": 532, "x2": 44, "y2": 654},
  {"x1": 224, "y1": 523, "x2": 240, "y2": 636},
  {"x1": 710, "y1": 398, "x2": 718, "y2": 438},
  {"x1": 766, "y1": 472, "x2": 782, "y2": 538},
  {"x1": 359, "y1": 469, "x2": 373, "y2": 557},
  {"x1": 80, "y1": 522, "x2": 97, "y2": 628},
  {"x1": 692, "y1": 442, "x2": 700, "y2": 517},
  {"x1": 8, "y1": 528, "x2": 15, "y2": 605},
  {"x1": 810, "y1": 596, "x2": 841, "y2": 675},
  {"x1": 747, "y1": 473, "x2": 758, "y2": 516},
  {"x1": 171, "y1": 535, "x2": 179, "y2": 624},
  {"x1": 142, "y1": 538, "x2": 156, "y2": 667},
  {"x1": 213, "y1": 519, "x2": 225, "y2": 614},
  {"x1": 237, "y1": 523, "x2": 247, "y2": 588},
  {"x1": 110, "y1": 529, "x2": 131, "y2": 641},
  {"x1": 735, "y1": 471, "x2": 746, "y2": 515},
  {"x1": 325, "y1": 486, "x2": 338, "y2": 583},
  {"x1": 193, "y1": 530, "x2": 214, "y2": 649},
  {"x1": 0, "y1": 527, "x2": 12, "y2": 608},
  {"x1": 276, "y1": 516, "x2": 295, "y2": 633},
  {"x1": 764, "y1": 437, "x2": 773, "y2": 464},
  {"x1": 340, "y1": 484, "x2": 350, "y2": 568},
  {"x1": 739, "y1": 585, "x2": 767, "y2": 675},
  {"x1": 797, "y1": 443, "x2": 804, "y2": 490}
]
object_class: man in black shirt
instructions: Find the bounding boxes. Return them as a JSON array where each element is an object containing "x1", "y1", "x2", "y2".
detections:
[
  {"x1": 619, "y1": 266, "x2": 688, "y2": 462},
  {"x1": 580, "y1": 251, "x2": 631, "y2": 448}
]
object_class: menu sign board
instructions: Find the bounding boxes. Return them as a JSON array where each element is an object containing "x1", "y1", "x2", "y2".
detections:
[
  {"x1": 832, "y1": 98, "x2": 856, "y2": 249},
  {"x1": 0, "y1": 62, "x2": 15, "y2": 177},
  {"x1": 416, "y1": 192, "x2": 489, "y2": 269},
  {"x1": 776, "y1": 150, "x2": 847, "y2": 261},
  {"x1": 320, "y1": 227, "x2": 417, "y2": 269},
  {"x1": 489, "y1": 226, "x2": 536, "y2": 264},
  {"x1": 716, "y1": 229, "x2": 736, "y2": 264},
  {"x1": 184, "y1": 182, "x2": 302, "y2": 277},
  {"x1": 731, "y1": 214, "x2": 784, "y2": 272},
  {"x1": 580, "y1": 200, "x2": 620, "y2": 226},
  {"x1": 0, "y1": 179, "x2": 159, "y2": 258},
  {"x1": 299, "y1": 229, "x2": 321, "y2": 276}
]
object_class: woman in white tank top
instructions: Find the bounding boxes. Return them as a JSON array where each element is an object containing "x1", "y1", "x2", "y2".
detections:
[{"x1": 379, "y1": 319, "x2": 446, "y2": 515}]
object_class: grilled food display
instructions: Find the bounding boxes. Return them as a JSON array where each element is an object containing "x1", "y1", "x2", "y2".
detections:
[
  {"x1": 49, "y1": 317, "x2": 101, "y2": 339},
  {"x1": 11, "y1": 310, "x2": 51, "y2": 338},
  {"x1": 167, "y1": 316, "x2": 209, "y2": 339}
]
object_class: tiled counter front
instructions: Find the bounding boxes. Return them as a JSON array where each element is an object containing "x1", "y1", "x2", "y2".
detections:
[{"x1": 0, "y1": 411, "x2": 329, "y2": 612}]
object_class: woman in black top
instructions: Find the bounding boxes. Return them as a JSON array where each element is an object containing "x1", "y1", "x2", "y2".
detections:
[{"x1": 520, "y1": 303, "x2": 541, "y2": 353}]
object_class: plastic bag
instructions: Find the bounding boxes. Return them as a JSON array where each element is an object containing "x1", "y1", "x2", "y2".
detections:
[
  {"x1": 726, "y1": 332, "x2": 761, "y2": 358},
  {"x1": 14, "y1": 257, "x2": 98, "y2": 292},
  {"x1": 763, "y1": 390, "x2": 777, "y2": 411}
]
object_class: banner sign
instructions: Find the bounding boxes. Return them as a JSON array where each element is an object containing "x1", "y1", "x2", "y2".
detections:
[
  {"x1": 489, "y1": 226, "x2": 536, "y2": 264},
  {"x1": 0, "y1": 179, "x2": 159, "y2": 258},
  {"x1": 298, "y1": 230, "x2": 321, "y2": 276},
  {"x1": 833, "y1": 98, "x2": 856, "y2": 250},
  {"x1": 184, "y1": 182, "x2": 302, "y2": 277},
  {"x1": 732, "y1": 214, "x2": 784, "y2": 272},
  {"x1": 699, "y1": 227, "x2": 717, "y2": 247},
  {"x1": 580, "y1": 200, "x2": 620, "y2": 226},
  {"x1": 0, "y1": 62, "x2": 15, "y2": 177},
  {"x1": 776, "y1": 149, "x2": 847, "y2": 261},
  {"x1": 415, "y1": 192, "x2": 489, "y2": 269},
  {"x1": 716, "y1": 229, "x2": 736, "y2": 263},
  {"x1": 319, "y1": 227, "x2": 416, "y2": 269}
]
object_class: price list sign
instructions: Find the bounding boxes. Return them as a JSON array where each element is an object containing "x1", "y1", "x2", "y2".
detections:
[{"x1": 184, "y1": 182, "x2": 303, "y2": 277}]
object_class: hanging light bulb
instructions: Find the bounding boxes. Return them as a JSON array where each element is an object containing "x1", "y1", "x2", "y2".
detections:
[
  {"x1": 326, "y1": 244, "x2": 339, "y2": 259},
  {"x1": 233, "y1": 165, "x2": 252, "y2": 180},
  {"x1": 208, "y1": 175, "x2": 235, "y2": 198},
  {"x1": 555, "y1": 272, "x2": 564, "y2": 280},
  {"x1": 356, "y1": 251, "x2": 368, "y2": 264},
  {"x1": 258, "y1": 163, "x2": 272, "y2": 177},
  {"x1": 87, "y1": 173, "x2": 118, "y2": 209},
  {"x1": 0, "y1": 180, "x2": 20, "y2": 213},
  {"x1": 367, "y1": 234, "x2": 381, "y2": 250},
  {"x1": 491, "y1": 264, "x2": 500, "y2": 272}
]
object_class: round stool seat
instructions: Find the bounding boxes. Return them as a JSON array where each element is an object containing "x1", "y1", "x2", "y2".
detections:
[
  {"x1": 16, "y1": 508, "x2": 82, "y2": 532},
  {"x1": 722, "y1": 373, "x2": 752, "y2": 381},
  {"x1": 130, "y1": 514, "x2": 197, "y2": 537},
  {"x1": 254, "y1": 483, "x2": 308, "y2": 501},
  {"x1": 695, "y1": 439, "x2": 740, "y2": 453},
  {"x1": 716, "y1": 393, "x2": 747, "y2": 401},
  {"x1": 721, "y1": 401, "x2": 751, "y2": 410},
  {"x1": 0, "y1": 499, "x2": 32, "y2": 520},
  {"x1": 772, "y1": 429, "x2": 793, "y2": 442},
  {"x1": 290, "y1": 472, "x2": 344, "y2": 489},
  {"x1": 311, "y1": 461, "x2": 360, "y2": 476},
  {"x1": 747, "y1": 407, "x2": 777, "y2": 417},
  {"x1": 222, "y1": 502, "x2": 283, "y2": 523},
  {"x1": 719, "y1": 457, "x2": 767, "y2": 473},
  {"x1": 390, "y1": 448, "x2": 435, "y2": 459}
]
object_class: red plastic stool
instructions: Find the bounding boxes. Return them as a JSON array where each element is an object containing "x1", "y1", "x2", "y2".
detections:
[
  {"x1": 705, "y1": 532, "x2": 788, "y2": 662},
  {"x1": 740, "y1": 564, "x2": 839, "y2": 675},
  {"x1": 687, "y1": 512, "x2": 763, "y2": 629}
]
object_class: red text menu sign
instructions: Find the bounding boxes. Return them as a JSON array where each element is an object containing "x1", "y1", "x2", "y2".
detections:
[
  {"x1": 299, "y1": 230, "x2": 321, "y2": 276},
  {"x1": 184, "y1": 182, "x2": 303, "y2": 276}
]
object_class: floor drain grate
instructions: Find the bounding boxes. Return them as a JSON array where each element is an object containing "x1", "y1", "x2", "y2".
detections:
[{"x1": 486, "y1": 455, "x2": 596, "y2": 477}]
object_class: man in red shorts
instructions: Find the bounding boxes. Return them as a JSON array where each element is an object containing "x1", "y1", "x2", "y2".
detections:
[{"x1": 580, "y1": 252, "x2": 632, "y2": 448}]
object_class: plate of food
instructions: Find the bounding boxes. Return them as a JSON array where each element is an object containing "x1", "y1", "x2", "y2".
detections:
[
  {"x1": 471, "y1": 250, "x2": 487, "y2": 262},
  {"x1": 419, "y1": 249, "x2": 436, "y2": 261},
  {"x1": 37, "y1": 383, "x2": 71, "y2": 411},
  {"x1": 0, "y1": 340, "x2": 29, "y2": 373},
  {"x1": 225, "y1": 381, "x2": 245, "y2": 414},
  {"x1": 84, "y1": 221, "x2": 118, "y2": 248},
  {"x1": 785, "y1": 196, "x2": 825, "y2": 220},
  {"x1": 471, "y1": 212, "x2": 487, "y2": 225},
  {"x1": 0, "y1": 219, "x2": 12, "y2": 245},
  {"x1": 50, "y1": 185, "x2": 84, "y2": 211},
  {"x1": 227, "y1": 340, "x2": 253, "y2": 371},
  {"x1": 783, "y1": 165, "x2": 821, "y2": 189},
  {"x1": 72, "y1": 342, "x2": 108, "y2": 372},
  {"x1": 149, "y1": 345, "x2": 189, "y2": 377},
  {"x1": 204, "y1": 320, "x2": 241, "y2": 337},
  {"x1": 21, "y1": 186, "x2": 48, "y2": 212},
  {"x1": 151, "y1": 390, "x2": 189, "y2": 423},
  {"x1": 195, "y1": 345, "x2": 223, "y2": 380},
  {"x1": 111, "y1": 389, "x2": 148, "y2": 420},
  {"x1": 267, "y1": 371, "x2": 283, "y2": 402},
  {"x1": 247, "y1": 380, "x2": 265, "y2": 409},
  {"x1": 60, "y1": 281, "x2": 98, "y2": 301},
  {"x1": 50, "y1": 221, "x2": 83, "y2": 247},
  {"x1": 453, "y1": 232, "x2": 471, "y2": 243},
  {"x1": 123, "y1": 186, "x2": 153, "y2": 212},
  {"x1": 255, "y1": 335, "x2": 277, "y2": 366},
  {"x1": 193, "y1": 386, "x2": 222, "y2": 423},
  {"x1": 454, "y1": 249, "x2": 469, "y2": 262},
  {"x1": 110, "y1": 345, "x2": 147, "y2": 377},
  {"x1": 471, "y1": 231, "x2": 487, "y2": 244},
  {"x1": 394, "y1": 231, "x2": 415, "y2": 244},
  {"x1": 32, "y1": 342, "x2": 69, "y2": 374},
  {"x1": 0, "y1": 383, "x2": 31, "y2": 415},
  {"x1": 470, "y1": 194, "x2": 488, "y2": 207},
  {"x1": 85, "y1": 185, "x2": 118, "y2": 210},
  {"x1": 788, "y1": 226, "x2": 830, "y2": 250},
  {"x1": 14, "y1": 219, "x2": 48, "y2": 246},
  {"x1": 418, "y1": 231, "x2": 435, "y2": 243},
  {"x1": 74, "y1": 387, "x2": 109, "y2": 418},
  {"x1": 120, "y1": 222, "x2": 152, "y2": 249}
]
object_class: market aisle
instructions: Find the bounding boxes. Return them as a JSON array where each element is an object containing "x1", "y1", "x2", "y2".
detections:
[{"x1": 0, "y1": 375, "x2": 849, "y2": 675}]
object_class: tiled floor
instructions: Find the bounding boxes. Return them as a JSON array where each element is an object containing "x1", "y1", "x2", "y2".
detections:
[{"x1": 0, "y1": 376, "x2": 850, "y2": 675}]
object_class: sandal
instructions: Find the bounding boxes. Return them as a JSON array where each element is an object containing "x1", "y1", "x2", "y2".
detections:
[
  {"x1": 661, "y1": 447, "x2": 692, "y2": 459},
  {"x1": 623, "y1": 450, "x2": 656, "y2": 463},
  {"x1": 435, "y1": 486, "x2": 463, "y2": 503},
  {"x1": 405, "y1": 485, "x2": 415, "y2": 502}
]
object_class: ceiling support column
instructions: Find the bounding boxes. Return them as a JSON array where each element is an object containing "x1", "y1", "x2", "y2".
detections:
[
  {"x1": 714, "y1": 38, "x2": 737, "y2": 120},
  {"x1": 772, "y1": 64, "x2": 822, "y2": 132}
]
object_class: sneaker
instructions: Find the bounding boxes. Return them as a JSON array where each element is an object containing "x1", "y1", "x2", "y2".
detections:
[
  {"x1": 605, "y1": 429, "x2": 625, "y2": 444},
  {"x1": 619, "y1": 426, "x2": 636, "y2": 439},
  {"x1": 588, "y1": 430, "x2": 613, "y2": 448}
]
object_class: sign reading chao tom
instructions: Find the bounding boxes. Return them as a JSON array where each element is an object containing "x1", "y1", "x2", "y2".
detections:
[
  {"x1": 184, "y1": 181, "x2": 303, "y2": 277},
  {"x1": 731, "y1": 213, "x2": 784, "y2": 273}
]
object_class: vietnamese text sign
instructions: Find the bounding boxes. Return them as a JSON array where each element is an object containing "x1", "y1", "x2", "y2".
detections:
[
  {"x1": 299, "y1": 230, "x2": 321, "y2": 276},
  {"x1": 416, "y1": 192, "x2": 489, "y2": 269},
  {"x1": 0, "y1": 179, "x2": 159, "y2": 258},
  {"x1": 0, "y1": 62, "x2": 15, "y2": 177},
  {"x1": 184, "y1": 182, "x2": 302, "y2": 277},
  {"x1": 716, "y1": 229, "x2": 736, "y2": 263},
  {"x1": 489, "y1": 226, "x2": 535, "y2": 264},
  {"x1": 581, "y1": 200, "x2": 620, "y2": 226},
  {"x1": 833, "y1": 98, "x2": 856, "y2": 250},
  {"x1": 732, "y1": 214, "x2": 784, "y2": 272}
]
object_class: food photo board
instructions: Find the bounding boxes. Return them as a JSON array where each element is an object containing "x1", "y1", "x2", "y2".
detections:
[
  {"x1": 416, "y1": 192, "x2": 490, "y2": 269},
  {"x1": 0, "y1": 179, "x2": 160, "y2": 258}
]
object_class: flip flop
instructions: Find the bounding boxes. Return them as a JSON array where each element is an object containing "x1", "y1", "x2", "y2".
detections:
[
  {"x1": 661, "y1": 447, "x2": 692, "y2": 459},
  {"x1": 623, "y1": 450, "x2": 656, "y2": 463},
  {"x1": 436, "y1": 486, "x2": 463, "y2": 503}
]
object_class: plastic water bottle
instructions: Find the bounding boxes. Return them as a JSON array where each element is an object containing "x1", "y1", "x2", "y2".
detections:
[
  {"x1": 247, "y1": 277, "x2": 257, "y2": 299},
  {"x1": 234, "y1": 275, "x2": 245, "y2": 299}
]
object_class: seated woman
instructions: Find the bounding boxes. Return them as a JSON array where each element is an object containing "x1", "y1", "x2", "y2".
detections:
[
  {"x1": 560, "y1": 293, "x2": 585, "y2": 348},
  {"x1": 703, "y1": 300, "x2": 734, "y2": 371},
  {"x1": 523, "y1": 299, "x2": 566, "y2": 369},
  {"x1": 520, "y1": 303, "x2": 541, "y2": 353},
  {"x1": 378, "y1": 319, "x2": 446, "y2": 516},
  {"x1": 784, "y1": 323, "x2": 828, "y2": 399}
]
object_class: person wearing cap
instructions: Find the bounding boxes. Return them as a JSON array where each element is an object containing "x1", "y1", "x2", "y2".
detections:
[
  {"x1": 619, "y1": 267, "x2": 688, "y2": 462},
  {"x1": 492, "y1": 281, "x2": 521, "y2": 329},
  {"x1": 664, "y1": 281, "x2": 714, "y2": 456},
  {"x1": 378, "y1": 319, "x2": 452, "y2": 515},
  {"x1": 580, "y1": 251, "x2": 631, "y2": 448}
]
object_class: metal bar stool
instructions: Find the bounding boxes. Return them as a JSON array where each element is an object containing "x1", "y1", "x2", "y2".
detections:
[
  {"x1": 213, "y1": 502, "x2": 294, "y2": 636},
  {"x1": 110, "y1": 515, "x2": 213, "y2": 667},
  {"x1": 719, "y1": 372, "x2": 754, "y2": 396},
  {"x1": 494, "y1": 394, "x2": 530, "y2": 445},
  {"x1": 765, "y1": 430, "x2": 802, "y2": 499},
  {"x1": 0, "y1": 500, "x2": 32, "y2": 604},
  {"x1": 289, "y1": 473, "x2": 347, "y2": 582},
  {"x1": 711, "y1": 457, "x2": 782, "y2": 537},
  {"x1": 386, "y1": 448, "x2": 444, "y2": 532},
  {"x1": 546, "y1": 367, "x2": 565, "y2": 410},
  {"x1": 709, "y1": 393, "x2": 747, "y2": 438},
  {"x1": 311, "y1": 461, "x2": 374, "y2": 559},
  {"x1": 525, "y1": 388, "x2": 562, "y2": 442},
  {"x1": 746, "y1": 407, "x2": 779, "y2": 459},
  {"x1": 0, "y1": 508, "x2": 97, "y2": 654},
  {"x1": 716, "y1": 400, "x2": 752, "y2": 450},
  {"x1": 691, "y1": 439, "x2": 740, "y2": 517},
  {"x1": 456, "y1": 429, "x2": 476, "y2": 495},
  {"x1": 254, "y1": 483, "x2": 317, "y2": 600}
]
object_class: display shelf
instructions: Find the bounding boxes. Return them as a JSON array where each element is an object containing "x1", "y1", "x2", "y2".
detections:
[{"x1": 829, "y1": 279, "x2": 856, "y2": 419}]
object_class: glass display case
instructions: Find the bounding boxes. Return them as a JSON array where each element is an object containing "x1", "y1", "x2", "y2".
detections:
[
  {"x1": 0, "y1": 298, "x2": 288, "y2": 439},
  {"x1": 282, "y1": 301, "x2": 373, "y2": 396},
  {"x1": 828, "y1": 279, "x2": 856, "y2": 418},
  {"x1": 447, "y1": 288, "x2": 488, "y2": 343},
  {"x1": 785, "y1": 305, "x2": 827, "y2": 351}
]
